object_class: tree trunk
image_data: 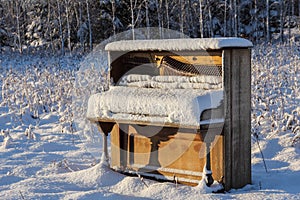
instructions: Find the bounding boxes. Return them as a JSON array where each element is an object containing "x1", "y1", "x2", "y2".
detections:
[
  {"x1": 78, "y1": 2, "x2": 84, "y2": 50},
  {"x1": 111, "y1": 0, "x2": 116, "y2": 37},
  {"x1": 155, "y1": 0, "x2": 162, "y2": 38},
  {"x1": 145, "y1": 0, "x2": 150, "y2": 39},
  {"x1": 16, "y1": 0, "x2": 22, "y2": 53},
  {"x1": 199, "y1": 0, "x2": 204, "y2": 38},
  {"x1": 234, "y1": 0, "x2": 238, "y2": 37},
  {"x1": 65, "y1": 0, "x2": 72, "y2": 53},
  {"x1": 86, "y1": 0, "x2": 92, "y2": 50},
  {"x1": 159, "y1": 0, "x2": 164, "y2": 38},
  {"x1": 224, "y1": 0, "x2": 227, "y2": 37},
  {"x1": 57, "y1": 0, "x2": 64, "y2": 55},
  {"x1": 165, "y1": 0, "x2": 170, "y2": 30},
  {"x1": 254, "y1": 0, "x2": 258, "y2": 43},
  {"x1": 279, "y1": 0, "x2": 284, "y2": 43},
  {"x1": 291, "y1": 0, "x2": 295, "y2": 16},
  {"x1": 208, "y1": 4, "x2": 214, "y2": 37},
  {"x1": 287, "y1": 0, "x2": 291, "y2": 43},
  {"x1": 299, "y1": 0, "x2": 300, "y2": 17},
  {"x1": 47, "y1": 0, "x2": 54, "y2": 53},
  {"x1": 180, "y1": 0, "x2": 184, "y2": 36},
  {"x1": 229, "y1": 0, "x2": 233, "y2": 36},
  {"x1": 266, "y1": 0, "x2": 270, "y2": 42},
  {"x1": 130, "y1": 0, "x2": 135, "y2": 40}
]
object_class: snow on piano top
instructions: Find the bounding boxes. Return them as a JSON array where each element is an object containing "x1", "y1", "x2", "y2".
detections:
[
  {"x1": 87, "y1": 86, "x2": 223, "y2": 127},
  {"x1": 105, "y1": 37, "x2": 253, "y2": 52}
]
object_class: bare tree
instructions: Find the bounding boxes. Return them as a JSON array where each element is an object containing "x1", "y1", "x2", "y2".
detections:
[
  {"x1": 299, "y1": 0, "x2": 300, "y2": 17},
  {"x1": 228, "y1": 0, "x2": 233, "y2": 36},
  {"x1": 145, "y1": 0, "x2": 150, "y2": 39},
  {"x1": 78, "y1": 2, "x2": 82, "y2": 31},
  {"x1": 129, "y1": 0, "x2": 142, "y2": 40},
  {"x1": 57, "y1": 0, "x2": 64, "y2": 55},
  {"x1": 46, "y1": 0, "x2": 55, "y2": 52},
  {"x1": 291, "y1": 0, "x2": 295, "y2": 16},
  {"x1": 77, "y1": 1, "x2": 88, "y2": 51},
  {"x1": 155, "y1": 0, "x2": 163, "y2": 38},
  {"x1": 279, "y1": 0, "x2": 284, "y2": 42},
  {"x1": 15, "y1": 0, "x2": 23, "y2": 53},
  {"x1": 165, "y1": 0, "x2": 170, "y2": 30},
  {"x1": 111, "y1": 0, "x2": 116, "y2": 37},
  {"x1": 208, "y1": 1, "x2": 214, "y2": 37},
  {"x1": 130, "y1": 0, "x2": 135, "y2": 40},
  {"x1": 287, "y1": 0, "x2": 291, "y2": 43},
  {"x1": 159, "y1": 0, "x2": 164, "y2": 38},
  {"x1": 199, "y1": 0, "x2": 204, "y2": 38},
  {"x1": 234, "y1": 0, "x2": 238, "y2": 37},
  {"x1": 266, "y1": 0, "x2": 270, "y2": 42},
  {"x1": 179, "y1": 0, "x2": 184, "y2": 35},
  {"x1": 224, "y1": 0, "x2": 227, "y2": 37},
  {"x1": 65, "y1": 0, "x2": 72, "y2": 53},
  {"x1": 253, "y1": 0, "x2": 258, "y2": 43},
  {"x1": 86, "y1": 0, "x2": 92, "y2": 50}
]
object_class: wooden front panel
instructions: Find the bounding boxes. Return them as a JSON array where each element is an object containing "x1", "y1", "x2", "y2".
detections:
[
  {"x1": 110, "y1": 124, "x2": 121, "y2": 168},
  {"x1": 210, "y1": 135, "x2": 224, "y2": 183},
  {"x1": 110, "y1": 123, "x2": 224, "y2": 186}
]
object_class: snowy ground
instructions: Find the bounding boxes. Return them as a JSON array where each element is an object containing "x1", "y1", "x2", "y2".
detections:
[{"x1": 0, "y1": 42, "x2": 299, "y2": 199}]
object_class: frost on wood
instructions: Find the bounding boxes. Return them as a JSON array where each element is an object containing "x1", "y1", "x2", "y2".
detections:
[
  {"x1": 105, "y1": 37, "x2": 253, "y2": 51},
  {"x1": 195, "y1": 165, "x2": 223, "y2": 194}
]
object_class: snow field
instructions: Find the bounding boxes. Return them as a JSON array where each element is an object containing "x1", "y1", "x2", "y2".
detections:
[{"x1": 0, "y1": 41, "x2": 299, "y2": 199}]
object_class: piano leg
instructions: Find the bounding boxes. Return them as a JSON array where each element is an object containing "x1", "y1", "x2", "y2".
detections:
[
  {"x1": 149, "y1": 137, "x2": 160, "y2": 167},
  {"x1": 119, "y1": 124, "x2": 129, "y2": 169},
  {"x1": 129, "y1": 133, "x2": 135, "y2": 165},
  {"x1": 205, "y1": 142, "x2": 214, "y2": 186},
  {"x1": 102, "y1": 133, "x2": 109, "y2": 164},
  {"x1": 97, "y1": 122, "x2": 115, "y2": 165}
]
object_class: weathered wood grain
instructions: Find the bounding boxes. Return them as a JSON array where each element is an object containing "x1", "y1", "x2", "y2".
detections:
[{"x1": 223, "y1": 49, "x2": 251, "y2": 190}]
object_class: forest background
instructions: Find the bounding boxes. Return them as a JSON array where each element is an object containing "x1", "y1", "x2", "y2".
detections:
[{"x1": 1, "y1": 0, "x2": 300, "y2": 55}]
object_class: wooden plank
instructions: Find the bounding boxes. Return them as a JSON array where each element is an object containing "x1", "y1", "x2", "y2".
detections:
[
  {"x1": 154, "y1": 55, "x2": 222, "y2": 66},
  {"x1": 231, "y1": 49, "x2": 241, "y2": 188},
  {"x1": 88, "y1": 117, "x2": 224, "y2": 131},
  {"x1": 125, "y1": 129, "x2": 224, "y2": 186},
  {"x1": 232, "y1": 49, "x2": 252, "y2": 188},
  {"x1": 110, "y1": 124, "x2": 120, "y2": 167},
  {"x1": 131, "y1": 132, "x2": 151, "y2": 166},
  {"x1": 223, "y1": 49, "x2": 251, "y2": 190},
  {"x1": 129, "y1": 133, "x2": 135, "y2": 165},
  {"x1": 119, "y1": 124, "x2": 129, "y2": 168},
  {"x1": 211, "y1": 135, "x2": 224, "y2": 183},
  {"x1": 223, "y1": 49, "x2": 233, "y2": 190},
  {"x1": 236, "y1": 49, "x2": 252, "y2": 187},
  {"x1": 108, "y1": 122, "x2": 224, "y2": 186}
]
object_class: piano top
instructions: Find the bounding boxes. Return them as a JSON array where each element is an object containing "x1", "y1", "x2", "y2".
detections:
[{"x1": 105, "y1": 38, "x2": 253, "y2": 52}]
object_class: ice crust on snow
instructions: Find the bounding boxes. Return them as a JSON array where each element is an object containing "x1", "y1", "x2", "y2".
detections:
[
  {"x1": 87, "y1": 86, "x2": 223, "y2": 127},
  {"x1": 105, "y1": 37, "x2": 253, "y2": 52}
]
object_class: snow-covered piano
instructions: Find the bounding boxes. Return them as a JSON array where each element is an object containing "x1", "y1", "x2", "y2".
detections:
[{"x1": 87, "y1": 38, "x2": 252, "y2": 190}]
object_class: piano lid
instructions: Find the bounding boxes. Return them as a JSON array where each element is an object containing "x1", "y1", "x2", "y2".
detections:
[{"x1": 105, "y1": 37, "x2": 253, "y2": 52}]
